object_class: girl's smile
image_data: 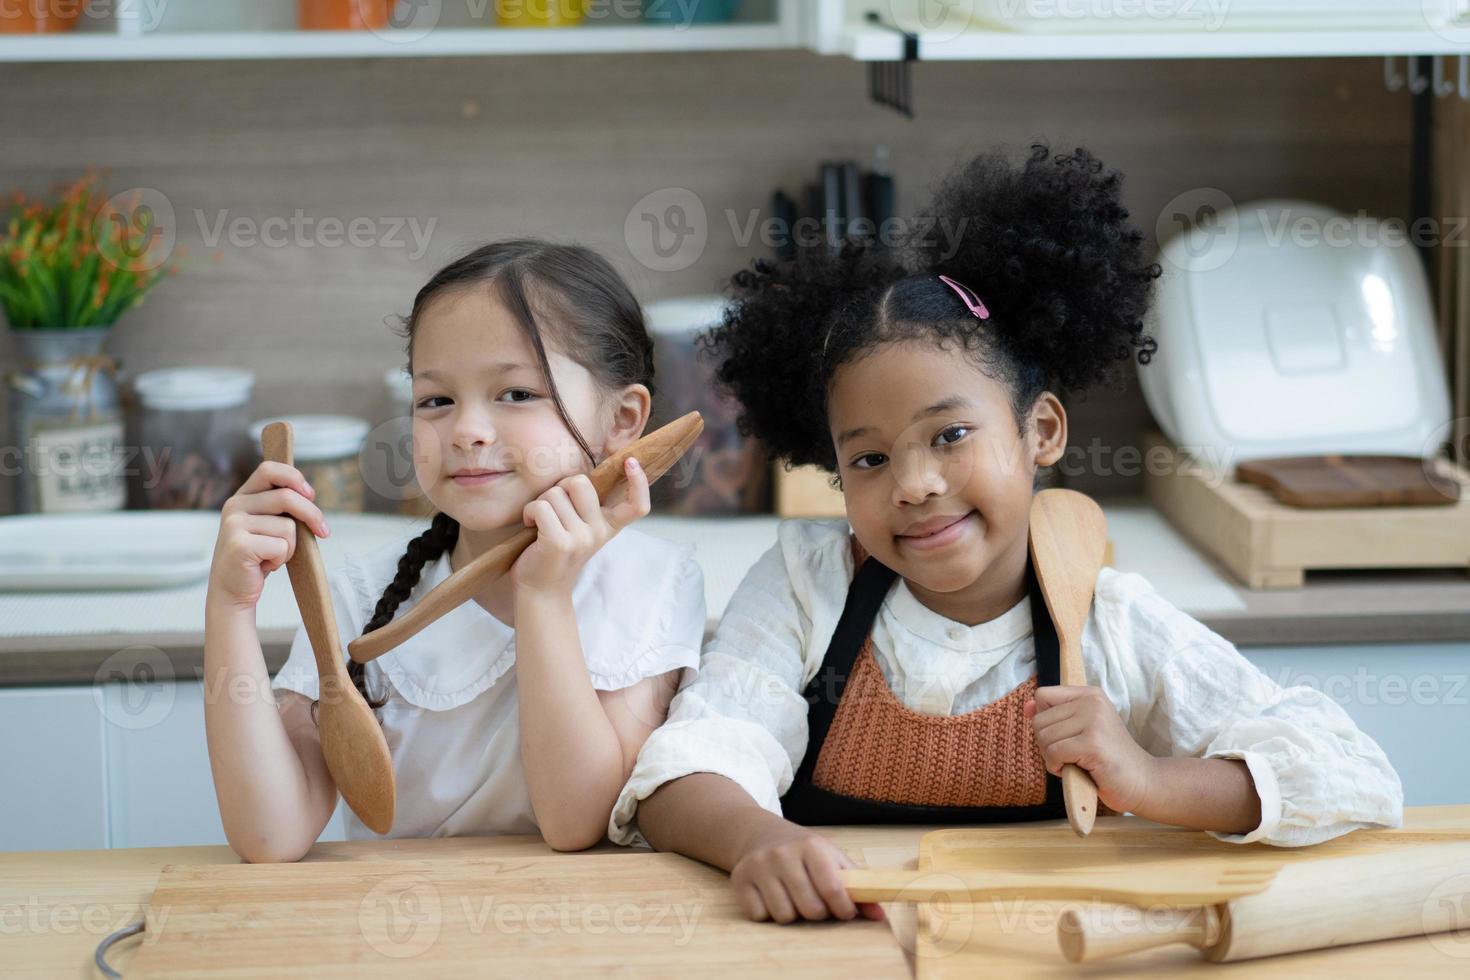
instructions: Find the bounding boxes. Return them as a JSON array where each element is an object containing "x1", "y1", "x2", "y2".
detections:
[{"x1": 895, "y1": 509, "x2": 978, "y2": 552}]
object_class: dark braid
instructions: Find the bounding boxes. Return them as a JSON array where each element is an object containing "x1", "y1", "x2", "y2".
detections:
[{"x1": 310, "y1": 510, "x2": 460, "y2": 722}]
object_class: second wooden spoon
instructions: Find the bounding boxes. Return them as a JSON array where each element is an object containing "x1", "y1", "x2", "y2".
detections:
[
  {"x1": 261, "y1": 421, "x2": 396, "y2": 835},
  {"x1": 1028, "y1": 487, "x2": 1109, "y2": 838}
]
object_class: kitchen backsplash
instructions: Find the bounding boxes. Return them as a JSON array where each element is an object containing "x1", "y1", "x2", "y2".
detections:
[{"x1": 0, "y1": 51, "x2": 1411, "y2": 515}]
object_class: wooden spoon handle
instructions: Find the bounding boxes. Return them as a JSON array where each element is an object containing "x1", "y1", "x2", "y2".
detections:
[
  {"x1": 1059, "y1": 621, "x2": 1099, "y2": 836},
  {"x1": 347, "y1": 411, "x2": 705, "y2": 664},
  {"x1": 260, "y1": 422, "x2": 349, "y2": 684}
]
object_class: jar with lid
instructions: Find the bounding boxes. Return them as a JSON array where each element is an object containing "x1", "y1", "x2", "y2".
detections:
[
  {"x1": 132, "y1": 367, "x2": 256, "y2": 511},
  {"x1": 248, "y1": 414, "x2": 371, "y2": 514}
]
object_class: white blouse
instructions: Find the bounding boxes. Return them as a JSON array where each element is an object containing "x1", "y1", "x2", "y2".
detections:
[
  {"x1": 611, "y1": 519, "x2": 1403, "y2": 848},
  {"x1": 271, "y1": 525, "x2": 706, "y2": 842}
]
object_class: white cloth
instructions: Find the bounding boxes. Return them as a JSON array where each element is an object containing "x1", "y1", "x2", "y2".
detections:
[
  {"x1": 271, "y1": 525, "x2": 706, "y2": 841},
  {"x1": 611, "y1": 519, "x2": 1403, "y2": 848}
]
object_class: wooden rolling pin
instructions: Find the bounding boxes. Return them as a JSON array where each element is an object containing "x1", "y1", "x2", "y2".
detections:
[
  {"x1": 347, "y1": 411, "x2": 704, "y2": 664},
  {"x1": 1058, "y1": 842, "x2": 1470, "y2": 964}
]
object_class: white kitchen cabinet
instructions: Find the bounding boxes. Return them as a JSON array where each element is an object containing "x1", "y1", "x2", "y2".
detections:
[
  {"x1": 102, "y1": 678, "x2": 347, "y2": 850},
  {"x1": 0, "y1": 0, "x2": 799, "y2": 62},
  {"x1": 0, "y1": 687, "x2": 108, "y2": 852},
  {"x1": 0, "y1": 680, "x2": 345, "y2": 852},
  {"x1": 811, "y1": 0, "x2": 1470, "y2": 60}
]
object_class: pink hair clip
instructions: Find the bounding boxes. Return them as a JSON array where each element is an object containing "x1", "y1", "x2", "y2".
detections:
[{"x1": 938, "y1": 275, "x2": 990, "y2": 320}]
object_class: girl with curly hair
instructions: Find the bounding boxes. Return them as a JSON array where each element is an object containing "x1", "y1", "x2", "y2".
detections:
[
  {"x1": 205, "y1": 241, "x2": 706, "y2": 859},
  {"x1": 612, "y1": 146, "x2": 1401, "y2": 923}
]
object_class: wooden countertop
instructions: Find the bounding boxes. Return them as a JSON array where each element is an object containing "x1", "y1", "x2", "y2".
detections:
[
  {"x1": 6, "y1": 807, "x2": 1470, "y2": 978},
  {"x1": 3, "y1": 505, "x2": 1468, "y2": 687}
]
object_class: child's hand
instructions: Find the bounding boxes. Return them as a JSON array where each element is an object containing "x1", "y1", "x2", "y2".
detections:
[
  {"x1": 209, "y1": 461, "x2": 329, "y2": 610},
  {"x1": 512, "y1": 457, "x2": 650, "y2": 597},
  {"x1": 1026, "y1": 686, "x2": 1155, "y2": 816},
  {"x1": 730, "y1": 820, "x2": 887, "y2": 924}
]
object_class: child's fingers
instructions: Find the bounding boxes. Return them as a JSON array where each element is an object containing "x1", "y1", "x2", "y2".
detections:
[
  {"x1": 523, "y1": 500, "x2": 569, "y2": 546},
  {"x1": 777, "y1": 854, "x2": 834, "y2": 920},
  {"x1": 605, "y1": 458, "x2": 651, "y2": 530},
  {"x1": 246, "y1": 530, "x2": 290, "y2": 572},
  {"x1": 736, "y1": 882, "x2": 769, "y2": 922},
  {"x1": 1032, "y1": 711, "x2": 1089, "y2": 750},
  {"x1": 540, "y1": 485, "x2": 581, "y2": 531},
  {"x1": 805, "y1": 852, "x2": 859, "y2": 920},
  {"x1": 1029, "y1": 698, "x2": 1082, "y2": 733},
  {"x1": 1040, "y1": 734, "x2": 1096, "y2": 776},
  {"x1": 1030, "y1": 685, "x2": 1095, "y2": 710},
  {"x1": 236, "y1": 461, "x2": 314, "y2": 501},
  {"x1": 232, "y1": 487, "x2": 329, "y2": 537},
  {"x1": 755, "y1": 876, "x2": 799, "y2": 924},
  {"x1": 560, "y1": 474, "x2": 604, "y2": 528}
]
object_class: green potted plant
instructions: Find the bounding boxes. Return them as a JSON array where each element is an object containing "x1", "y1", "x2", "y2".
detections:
[{"x1": 1, "y1": 173, "x2": 178, "y2": 513}]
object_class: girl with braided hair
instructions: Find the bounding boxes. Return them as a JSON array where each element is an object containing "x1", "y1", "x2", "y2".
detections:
[
  {"x1": 617, "y1": 145, "x2": 1401, "y2": 923},
  {"x1": 205, "y1": 240, "x2": 706, "y2": 859}
]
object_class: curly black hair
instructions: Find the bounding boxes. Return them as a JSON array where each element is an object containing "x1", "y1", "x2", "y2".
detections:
[{"x1": 702, "y1": 144, "x2": 1160, "y2": 473}]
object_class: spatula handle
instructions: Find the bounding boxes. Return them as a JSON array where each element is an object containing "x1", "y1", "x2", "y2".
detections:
[
  {"x1": 1057, "y1": 629, "x2": 1099, "y2": 836},
  {"x1": 260, "y1": 422, "x2": 347, "y2": 684}
]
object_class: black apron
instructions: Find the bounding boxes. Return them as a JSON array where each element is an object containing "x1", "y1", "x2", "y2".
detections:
[{"x1": 779, "y1": 549, "x2": 1066, "y2": 825}]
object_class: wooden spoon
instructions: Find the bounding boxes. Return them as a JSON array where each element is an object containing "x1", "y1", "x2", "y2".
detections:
[
  {"x1": 1028, "y1": 487, "x2": 1109, "y2": 838},
  {"x1": 261, "y1": 422, "x2": 396, "y2": 835},
  {"x1": 347, "y1": 411, "x2": 705, "y2": 665}
]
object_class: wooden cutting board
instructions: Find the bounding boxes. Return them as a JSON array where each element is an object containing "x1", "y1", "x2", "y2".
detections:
[
  {"x1": 914, "y1": 820, "x2": 1470, "y2": 978},
  {"x1": 125, "y1": 851, "x2": 906, "y2": 978},
  {"x1": 1235, "y1": 455, "x2": 1461, "y2": 508}
]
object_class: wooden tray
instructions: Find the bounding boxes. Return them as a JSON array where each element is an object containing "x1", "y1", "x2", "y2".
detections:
[
  {"x1": 913, "y1": 820, "x2": 1470, "y2": 978},
  {"x1": 1142, "y1": 431, "x2": 1470, "y2": 588},
  {"x1": 124, "y1": 851, "x2": 906, "y2": 978},
  {"x1": 1235, "y1": 455, "x2": 1460, "y2": 508}
]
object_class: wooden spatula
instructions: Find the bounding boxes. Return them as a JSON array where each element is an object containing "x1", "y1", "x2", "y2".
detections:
[
  {"x1": 842, "y1": 862, "x2": 1279, "y2": 907},
  {"x1": 1028, "y1": 488, "x2": 1109, "y2": 838},
  {"x1": 260, "y1": 421, "x2": 396, "y2": 836},
  {"x1": 347, "y1": 411, "x2": 705, "y2": 665}
]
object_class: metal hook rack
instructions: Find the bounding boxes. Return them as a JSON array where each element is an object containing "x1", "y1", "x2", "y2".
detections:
[
  {"x1": 864, "y1": 10, "x2": 918, "y2": 118},
  {"x1": 1385, "y1": 55, "x2": 1470, "y2": 100}
]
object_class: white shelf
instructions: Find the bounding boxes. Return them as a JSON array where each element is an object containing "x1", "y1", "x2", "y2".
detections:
[
  {"x1": 841, "y1": 24, "x2": 1470, "y2": 62},
  {"x1": 0, "y1": 23, "x2": 796, "y2": 62}
]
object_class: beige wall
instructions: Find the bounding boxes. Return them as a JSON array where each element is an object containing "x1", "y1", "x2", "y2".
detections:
[{"x1": 0, "y1": 51, "x2": 1411, "y2": 514}]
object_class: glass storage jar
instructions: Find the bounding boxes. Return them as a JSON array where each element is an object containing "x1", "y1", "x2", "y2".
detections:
[
  {"x1": 133, "y1": 367, "x2": 256, "y2": 511},
  {"x1": 248, "y1": 414, "x2": 371, "y2": 513}
]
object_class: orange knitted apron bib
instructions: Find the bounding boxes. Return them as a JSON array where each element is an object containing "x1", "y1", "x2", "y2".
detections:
[{"x1": 779, "y1": 536, "x2": 1066, "y2": 825}]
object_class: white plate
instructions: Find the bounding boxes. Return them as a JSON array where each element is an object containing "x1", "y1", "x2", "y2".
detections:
[{"x1": 0, "y1": 511, "x2": 219, "y2": 591}]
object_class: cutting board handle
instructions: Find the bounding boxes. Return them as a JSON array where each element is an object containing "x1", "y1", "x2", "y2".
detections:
[{"x1": 1058, "y1": 904, "x2": 1223, "y2": 963}]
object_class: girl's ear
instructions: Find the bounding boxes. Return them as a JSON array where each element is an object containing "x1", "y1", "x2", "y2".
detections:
[
  {"x1": 1030, "y1": 392, "x2": 1067, "y2": 468},
  {"x1": 601, "y1": 383, "x2": 652, "y2": 456}
]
